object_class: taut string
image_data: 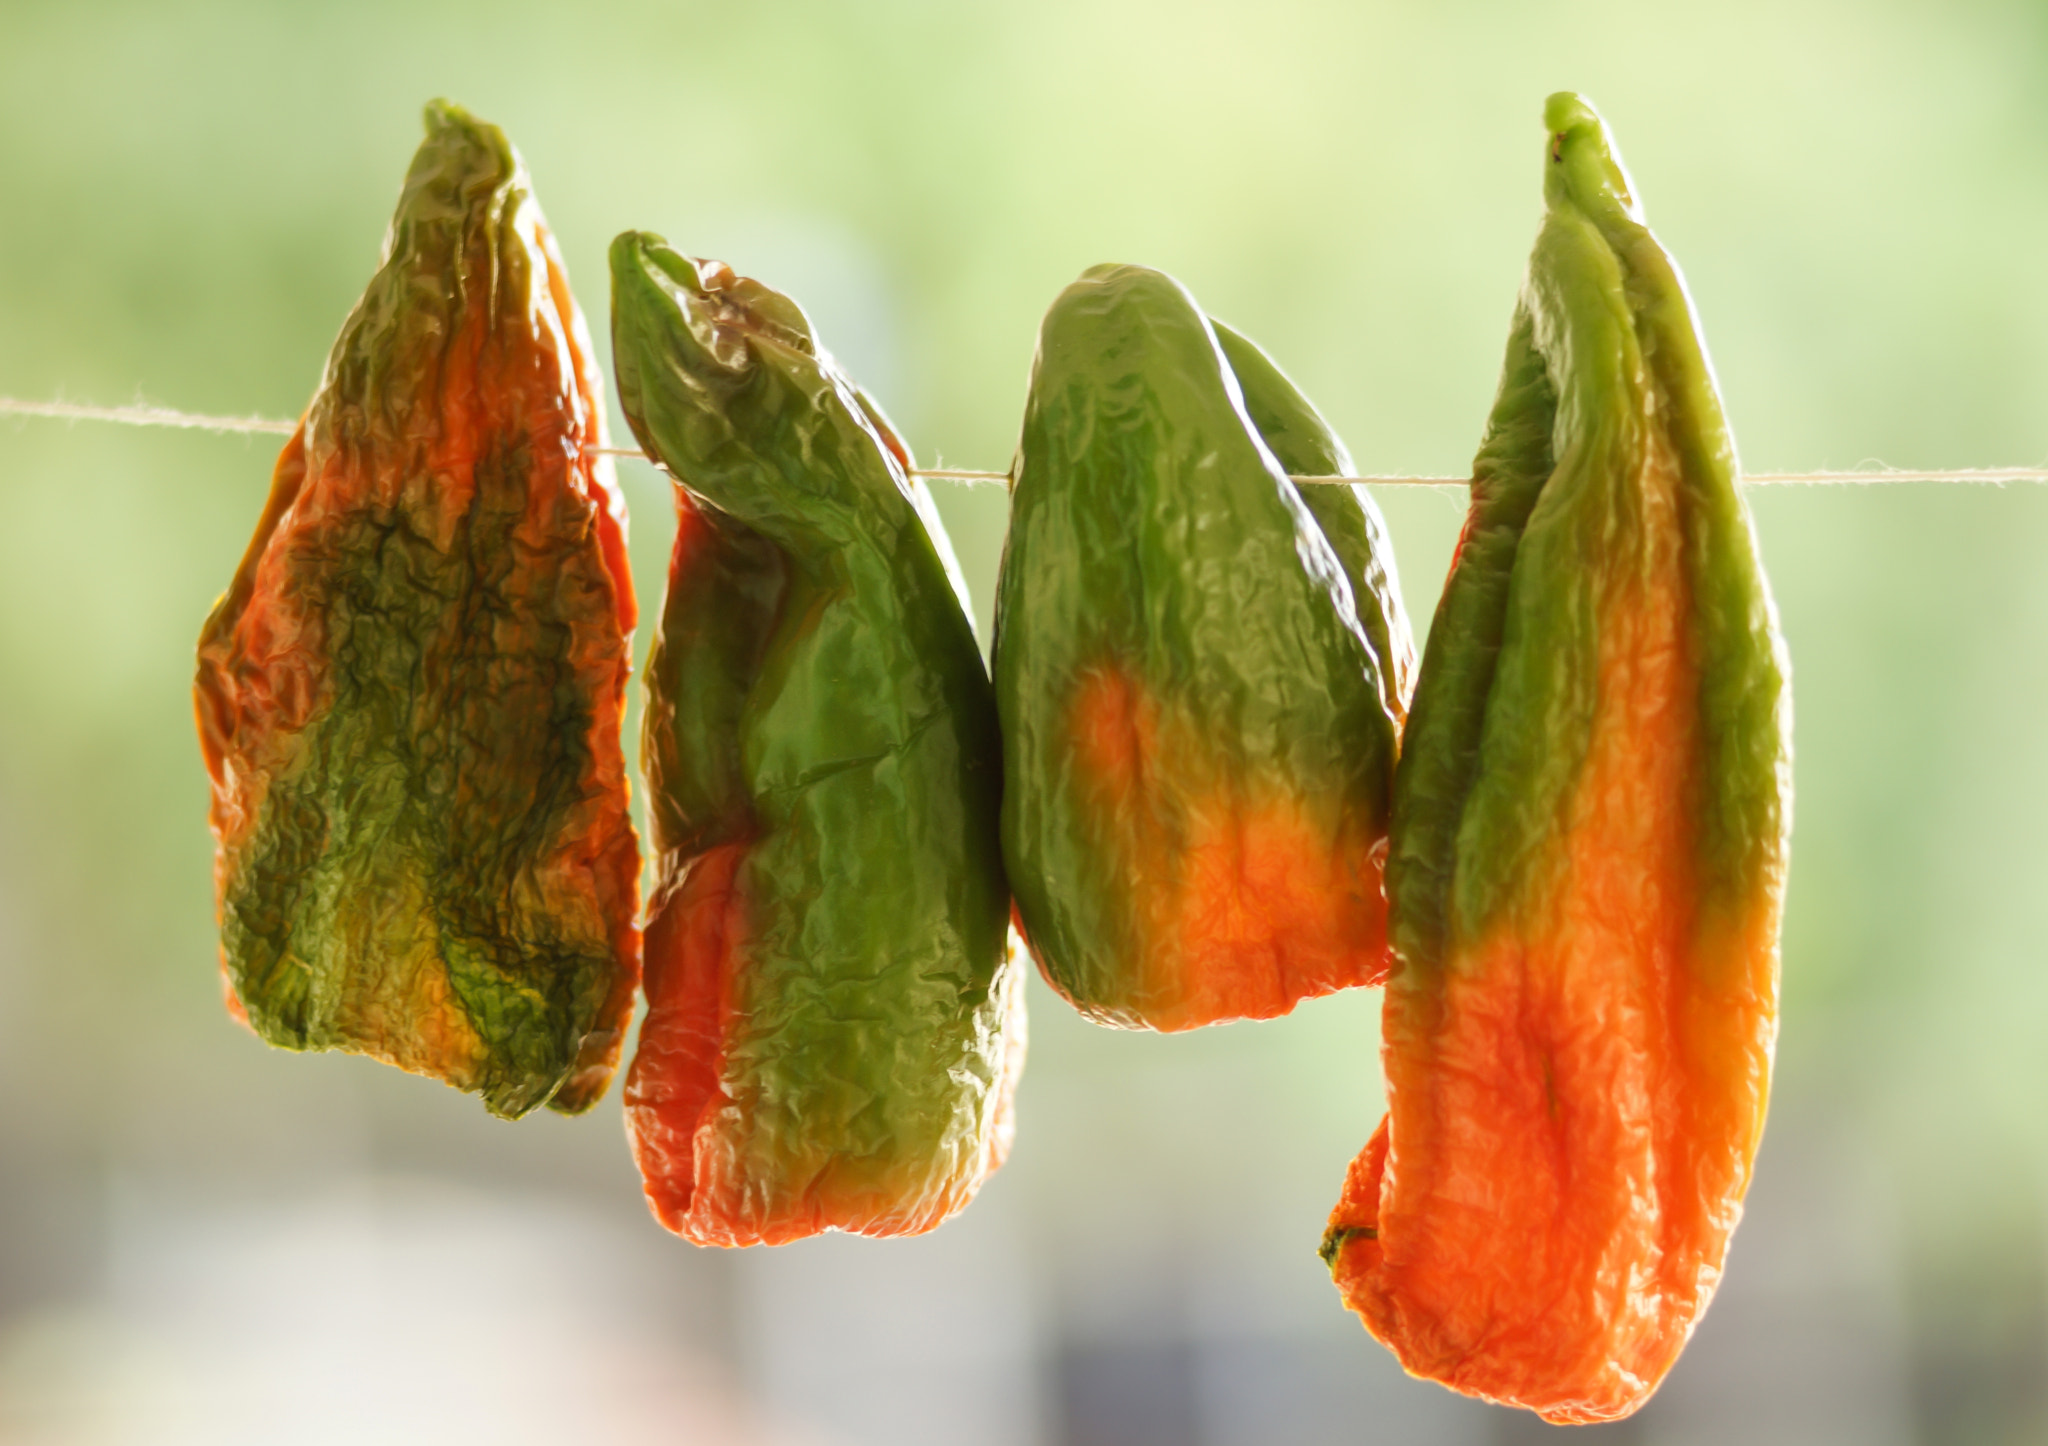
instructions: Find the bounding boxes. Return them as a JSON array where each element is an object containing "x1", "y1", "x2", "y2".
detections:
[{"x1": 6, "y1": 397, "x2": 2044, "y2": 490}]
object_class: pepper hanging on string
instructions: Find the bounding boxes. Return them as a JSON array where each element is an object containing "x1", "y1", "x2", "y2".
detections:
[
  {"x1": 993, "y1": 263, "x2": 1412, "y2": 1031},
  {"x1": 1320, "y1": 93, "x2": 1793, "y2": 1423},
  {"x1": 611, "y1": 233, "x2": 1024, "y2": 1247},
  {"x1": 193, "y1": 102, "x2": 641, "y2": 1120}
]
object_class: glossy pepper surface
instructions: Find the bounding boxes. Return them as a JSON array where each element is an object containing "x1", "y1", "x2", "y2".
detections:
[
  {"x1": 1320, "y1": 94, "x2": 1792, "y2": 1423},
  {"x1": 994, "y1": 264, "x2": 1409, "y2": 1032},
  {"x1": 193, "y1": 102, "x2": 640, "y2": 1120},
  {"x1": 611, "y1": 233, "x2": 1024, "y2": 1248}
]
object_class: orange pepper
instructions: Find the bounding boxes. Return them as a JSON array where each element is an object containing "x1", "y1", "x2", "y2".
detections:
[{"x1": 1321, "y1": 94, "x2": 1792, "y2": 1423}]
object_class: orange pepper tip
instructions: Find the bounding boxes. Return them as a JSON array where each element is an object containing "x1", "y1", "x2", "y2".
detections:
[
  {"x1": 1320, "y1": 1116, "x2": 1389, "y2": 1270},
  {"x1": 637, "y1": 1158, "x2": 700, "y2": 1238}
]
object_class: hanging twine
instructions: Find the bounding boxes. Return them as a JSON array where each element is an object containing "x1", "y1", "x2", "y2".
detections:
[
  {"x1": 4, "y1": 397, "x2": 2045, "y2": 489},
  {"x1": 890, "y1": 465, "x2": 2048, "y2": 489},
  {"x1": 1, "y1": 397, "x2": 298, "y2": 437}
]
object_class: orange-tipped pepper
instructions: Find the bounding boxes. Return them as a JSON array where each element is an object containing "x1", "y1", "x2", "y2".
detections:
[
  {"x1": 1321, "y1": 94, "x2": 1792, "y2": 1423},
  {"x1": 994, "y1": 265, "x2": 1411, "y2": 1031}
]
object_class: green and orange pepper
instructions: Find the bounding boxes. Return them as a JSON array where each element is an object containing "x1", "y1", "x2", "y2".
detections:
[
  {"x1": 194, "y1": 103, "x2": 640, "y2": 1120},
  {"x1": 994, "y1": 264, "x2": 1412, "y2": 1031},
  {"x1": 1321, "y1": 94, "x2": 1792, "y2": 1423},
  {"x1": 611, "y1": 235, "x2": 1024, "y2": 1247}
]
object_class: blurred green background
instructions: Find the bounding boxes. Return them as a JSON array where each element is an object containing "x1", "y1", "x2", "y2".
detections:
[{"x1": 4, "y1": 0, "x2": 2048, "y2": 1442}]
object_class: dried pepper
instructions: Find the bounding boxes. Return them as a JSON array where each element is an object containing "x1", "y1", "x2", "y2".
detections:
[
  {"x1": 994, "y1": 264, "x2": 1409, "y2": 1032},
  {"x1": 1320, "y1": 94, "x2": 1792, "y2": 1423},
  {"x1": 611, "y1": 233, "x2": 1024, "y2": 1248},
  {"x1": 193, "y1": 102, "x2": 640, "y2": 1121}
]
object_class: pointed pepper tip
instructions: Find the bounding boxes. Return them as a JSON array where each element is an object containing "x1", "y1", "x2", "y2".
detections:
[
  {"x1": 1543, "y1": 91, "x2": 1603, "y2": 142},
  {"x1": 1541, "y1": 92, "x2": 1641, "y2": 220}
]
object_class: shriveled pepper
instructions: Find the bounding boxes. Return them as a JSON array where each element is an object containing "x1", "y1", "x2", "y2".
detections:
[
  {"x1": 611, "y1": 233, "x2": 1024, "y2": 1248},
  {"x1": 994, "y1": 264, "x2": 1409, "y2": 1032},
  {"x1": 1320, "y1": 94, "x2": 1792, "y2": 1423},
  {"x1": 193, "y1": 102, "x2": 641, "y2": 1120}
]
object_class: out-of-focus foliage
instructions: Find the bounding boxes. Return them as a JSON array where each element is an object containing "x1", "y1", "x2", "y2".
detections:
[{"x1": 4, "y1": 0, "x2": 2048, "y2": 1441}]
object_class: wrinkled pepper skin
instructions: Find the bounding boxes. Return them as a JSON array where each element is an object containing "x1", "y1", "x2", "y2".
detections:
[
  {"x1": 1211, "y1": 320, "x2": 1416, "y2": 726},
  {"x1": 193, "y1": 102, "x2": 640, "y2": 1120},
  {"x1": 1321, "y1": 94, "x2": 1792, "y2": 1423},
  {"x1": 994, "y1": 264, "x2": 1408, "y2": 1032},
  {"x1": 611, "y1": 233, "x2": 1024, "y2": 1248}
]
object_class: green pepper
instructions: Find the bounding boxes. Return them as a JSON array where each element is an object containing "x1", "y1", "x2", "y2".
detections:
[
  {"x1": 611, "y1": 234, "x2": 1023, "y2": 1248},
  {"x1": 993, "y1": 264, "x2": 1409, "y2": 1032},
  {"x1": 193, "y1": 102, "x2": 640, "y2": 1120},
  {"x1": 1320, "y1": 93, "x2": 1792, "y2": 1423}
]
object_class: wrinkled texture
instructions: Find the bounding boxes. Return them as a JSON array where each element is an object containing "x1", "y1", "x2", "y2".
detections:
[
  {"x1": 194, "y1": 101, "x2": 640, "y2": 1120},
  {"x1": 1321, "y1": 94, "x2": 1792, "y2": 1424},
  {"x1": 1211, "y1": 320, "x2": 1415, "y2": 725},
  {"x1": 612, "y1": 232, "x2": 1023, "y2": 1248},
  {"x1": 995, "y1": 264, "x2": 1409, "y2": 1032}
]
